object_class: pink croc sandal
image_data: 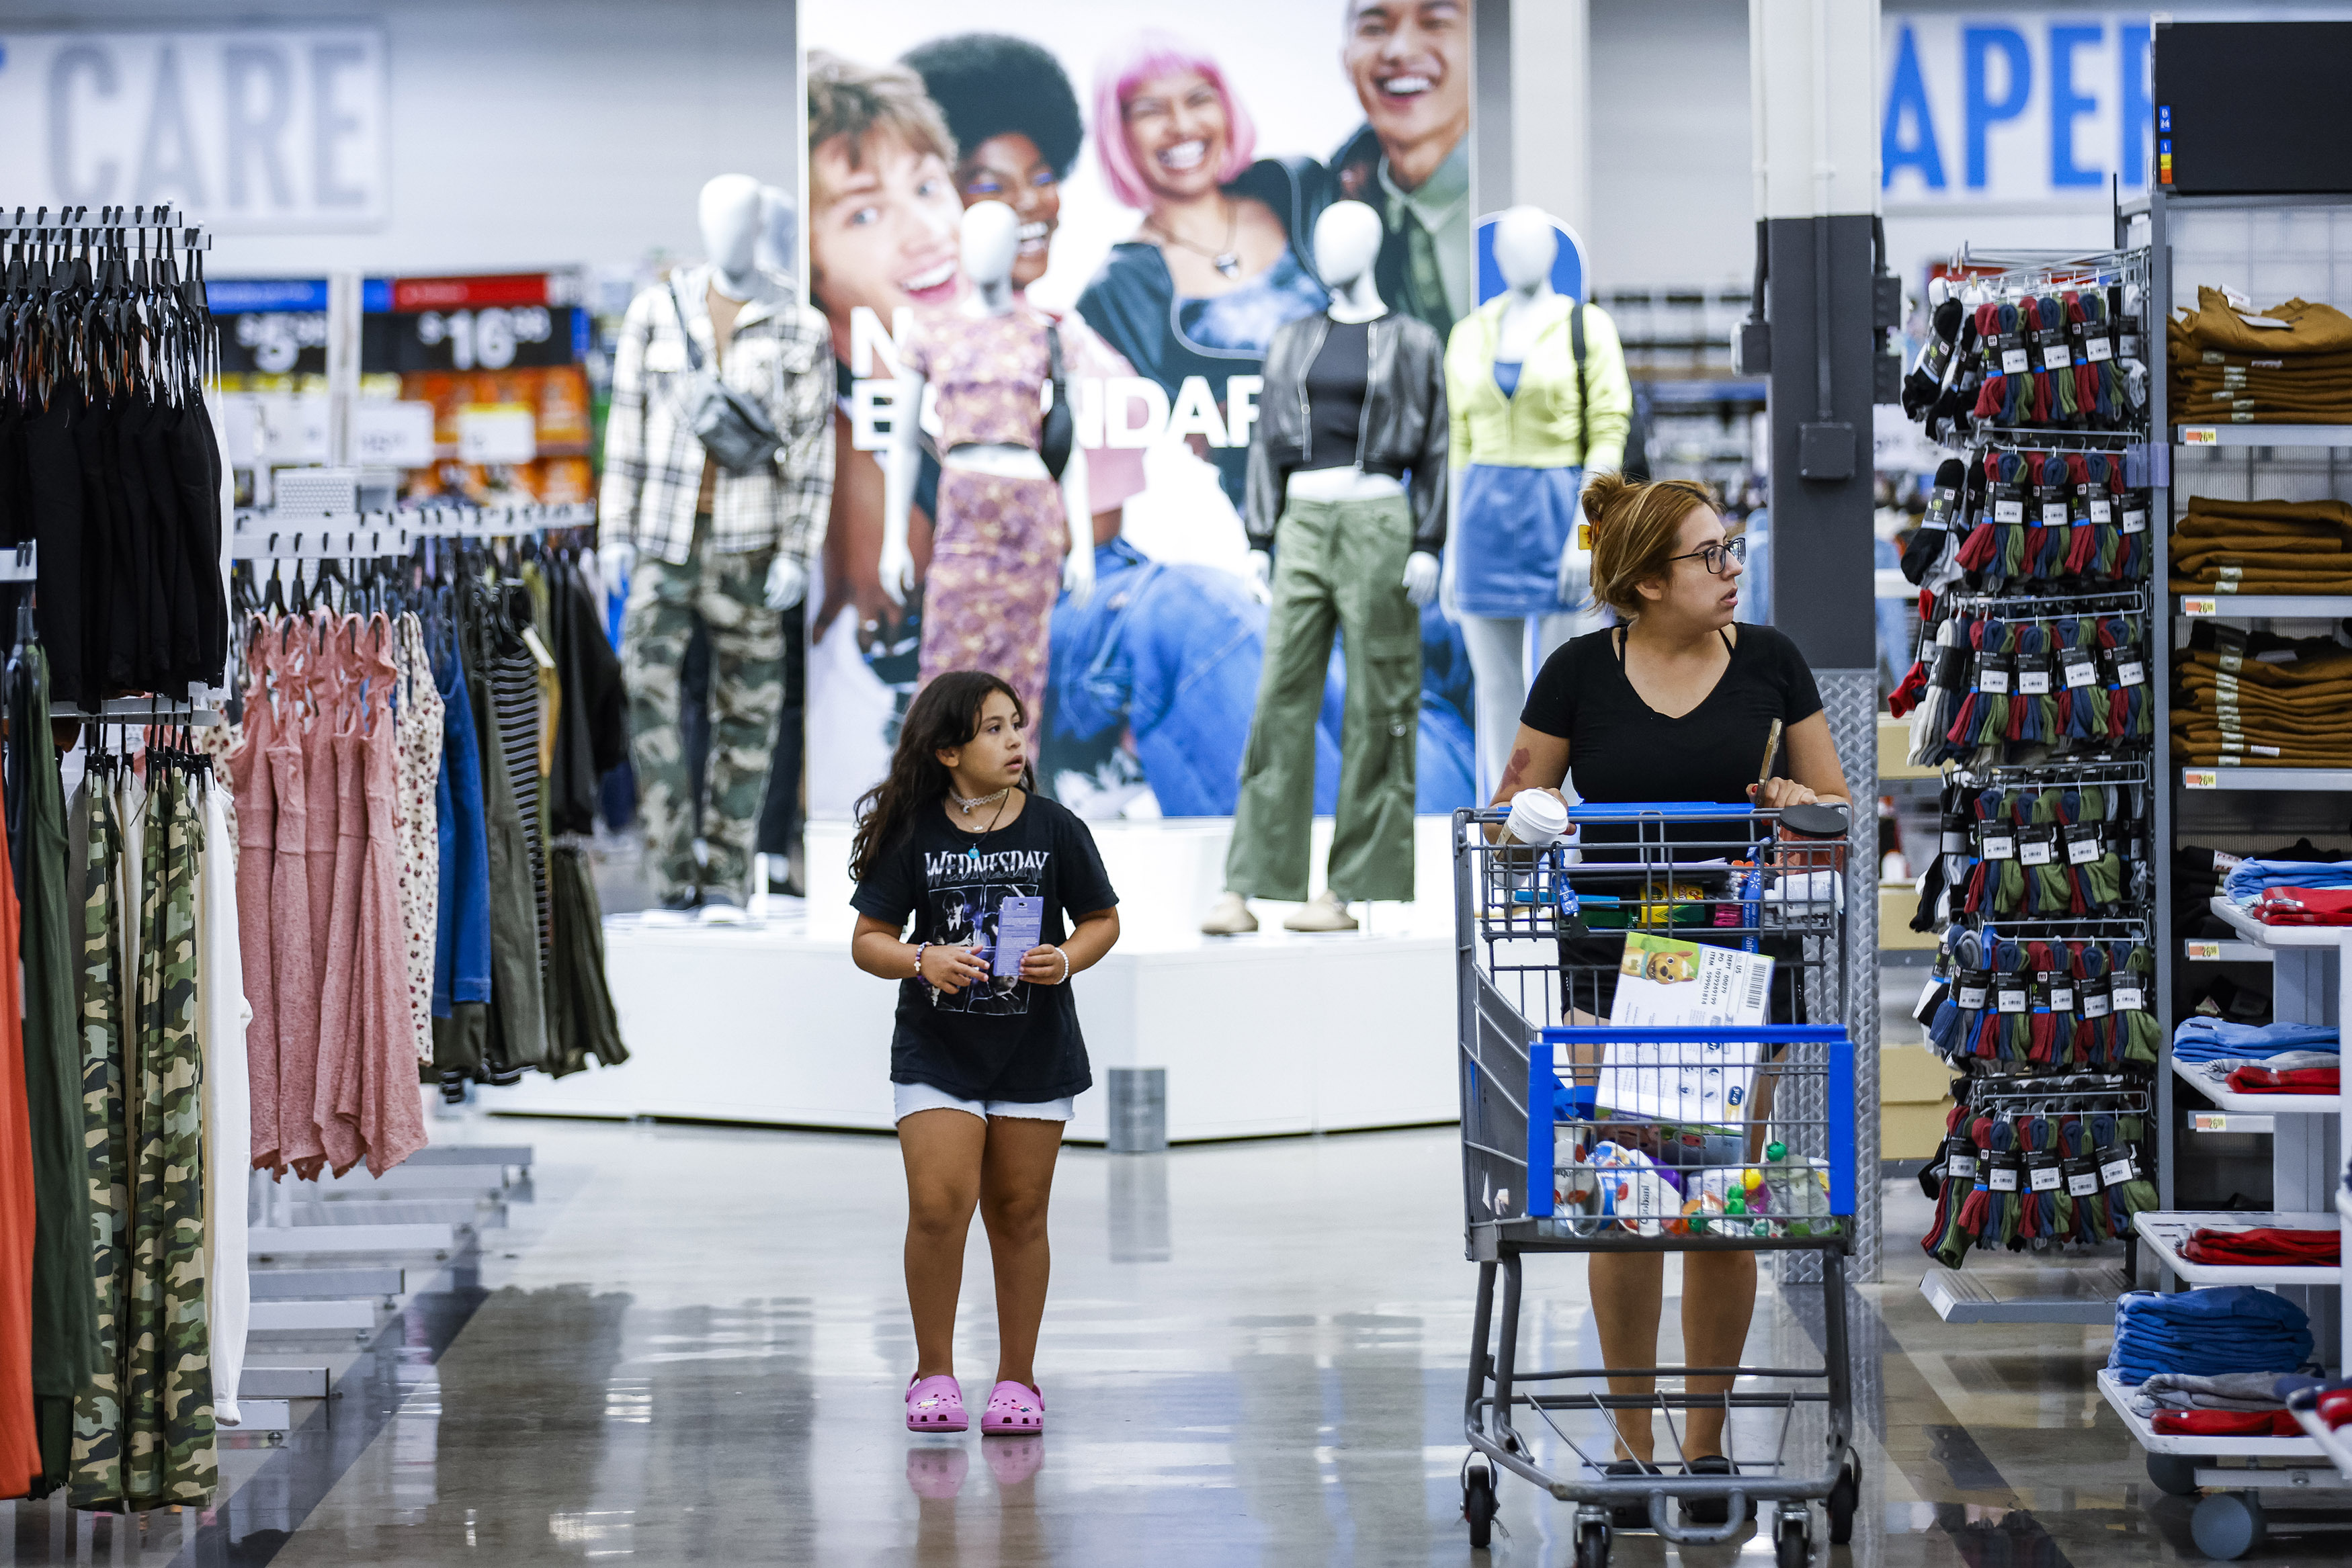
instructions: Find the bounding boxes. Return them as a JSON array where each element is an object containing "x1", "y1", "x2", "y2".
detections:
[
  {"x1": 981, "y1": 1380, "x2": 1044, "y2": 1435},
  {"x1": 906, "y1": 1373, "x2": 968, "y2": 1432}
]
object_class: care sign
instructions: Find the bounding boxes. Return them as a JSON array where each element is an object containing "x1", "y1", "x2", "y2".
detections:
[
  {"x1": 0, "y1": 28, "x2": 388, "y2": 232},
  {"x1": 1881, "y1": 13, "x2": 2153, "y2": 206}
]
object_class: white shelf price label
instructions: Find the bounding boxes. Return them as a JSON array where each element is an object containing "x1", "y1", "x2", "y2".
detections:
[
  {"x1": 2186, "y1": 941, "x2": 2222, "y2": 961},
  {"x1": 2183, "y1": 598, "x2": 2219, "y2": 617},
  {"x1": 2182, "y1": 427, "x2": 2220, "y2": 445},
  {"x1": 2185, "y1": 770, "x2": 2220, "y2": 790}
]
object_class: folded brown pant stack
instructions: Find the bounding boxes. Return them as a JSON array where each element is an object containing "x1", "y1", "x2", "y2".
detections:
[
  {"x1": 2169, "y1": 288, "x2": 2352, "y2": 425},
  {"x1": 2170, "y1": 495, "x2": 2352, "y2": 595},
  {"x1": 2175, "y1": 625, "x2": 2352, "y2": 768}
]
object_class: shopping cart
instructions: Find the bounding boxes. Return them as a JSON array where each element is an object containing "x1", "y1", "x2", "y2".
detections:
[{"x1": 1454, "y1": 801, "x2": 1861, "y2": 1565}]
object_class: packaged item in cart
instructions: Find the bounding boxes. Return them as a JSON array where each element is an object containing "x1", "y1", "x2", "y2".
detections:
[
  {"x1": 1588, "y1": 1142, "x2": 1679, "y2": 1236},
  {"x1": 1611, "y1": 930, "x2": 1775, "y2": 1029}
]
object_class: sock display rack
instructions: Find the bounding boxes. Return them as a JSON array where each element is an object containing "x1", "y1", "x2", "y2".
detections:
[
  {"x1": 1886, "y1": 241, "x2": 2171, "y2": 1325},
  {"x1": 2107, "y1": 183, "x2": 2352, "y2": 1559}
]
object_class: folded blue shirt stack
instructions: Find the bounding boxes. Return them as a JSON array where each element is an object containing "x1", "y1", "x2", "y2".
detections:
[
  {"x1": 2172, "y1": 1017, "x2": 2340, "y2": 1064},
  {"x1": 2109, "y1": 1287, "x2": 2315, "y2": 1385},
  {"x1": 2223, "y1": 859, "x2": 2352, "y2": 906}
]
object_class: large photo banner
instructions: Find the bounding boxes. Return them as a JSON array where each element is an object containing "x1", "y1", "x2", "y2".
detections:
[{"x1": 801, "y1": 0, "x2": 1477, "y2": 819}]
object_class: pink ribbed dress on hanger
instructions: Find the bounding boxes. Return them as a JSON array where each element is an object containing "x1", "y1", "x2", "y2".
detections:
[
  {"x1": 313, "y1": 617, "x2": 372, "y2": 1177},
  {"x1": 230, "y1": 621, "x2": 281, "y2": 1171},
  {"x1": 271, "y1": 619, "x2": 326, "y2": 1177}
]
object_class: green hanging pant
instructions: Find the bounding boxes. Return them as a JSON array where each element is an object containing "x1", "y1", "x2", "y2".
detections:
[{"x1": 1225, "y1": 494, "x2": 1420, "y2": 905}]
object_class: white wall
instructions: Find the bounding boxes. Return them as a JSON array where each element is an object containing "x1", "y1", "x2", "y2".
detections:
[
  {"x1": 12, "y1": 0, "x2": 798, "y2": 278},
  {"x1": 1585, "y1": 0, "x2": 1754, "y2": 290}
]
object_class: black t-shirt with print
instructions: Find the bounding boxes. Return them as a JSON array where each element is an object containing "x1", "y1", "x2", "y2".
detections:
[{"x1": 851, "y1": 795, "x2": 1119, "y2": 1102}]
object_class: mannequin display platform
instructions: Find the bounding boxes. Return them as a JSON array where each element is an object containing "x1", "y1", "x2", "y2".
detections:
[
  {"x1": 598, "y1": 173, "x2": 835, "y2": 914},
  {"x1": 1205, "y1": 202, "x2": 1449, "y2": 937},
  {"x1": 1441, "y1": 206, "x2": 1632, "y2": 792},
  {"x1": 491, "y1": 816, "x2": 1458, "y2": 1141},
  {"x1": 882, "y1": 202, "x2": 1091, "y2": 722}
]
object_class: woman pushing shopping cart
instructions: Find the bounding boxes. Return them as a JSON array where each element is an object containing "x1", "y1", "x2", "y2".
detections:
[{"x1": 1454, "y1": 474, "x2": 1861, "y2": 1562}]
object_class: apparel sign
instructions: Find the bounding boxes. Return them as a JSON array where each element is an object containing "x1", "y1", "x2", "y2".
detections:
[
  {"x1": 1880, "y1": 13, "x2": 2154, "y2": 206},
  {"x1": 210, "y1": 273, "x2": 591, "y2": 376},
  {"x1": 0, "y1": 27, "x2": 389, "y2": 232}
]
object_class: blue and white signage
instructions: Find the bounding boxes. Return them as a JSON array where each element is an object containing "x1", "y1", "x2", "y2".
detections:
[{"x1": 1880, "y1": 13, "x2": 2152, "y2": 205}]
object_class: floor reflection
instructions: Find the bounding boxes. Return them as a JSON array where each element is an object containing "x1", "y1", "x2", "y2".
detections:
[{"x1": 0, "y1": 1121, "x2": 2302, "y2": 1566}]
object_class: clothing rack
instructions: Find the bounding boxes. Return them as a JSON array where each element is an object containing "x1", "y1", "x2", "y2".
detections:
[
  {"x1": 1948, "y1": 245, "x2": 2149, "y2": 292},
  {"x1": 229, "y1": 524, "x2": 413, "y2": 561},
  {"x1": 1937, "y1": 586, "x2": 2152, "y2": 619},
  {"x1": 234, "y1": 501, "x2": 595, "y2": 545},
  {"x1": 1954, "y1": 758, "x2": 2153, "y2": 787},
  {"x1": 0, "y1": 204, "x2": 214, "y2": 252}
]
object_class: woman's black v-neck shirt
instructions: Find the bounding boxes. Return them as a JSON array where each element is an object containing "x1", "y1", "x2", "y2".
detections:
[{"x1": 1521, "y1": 624, "x2": 1824, "y2": 808}]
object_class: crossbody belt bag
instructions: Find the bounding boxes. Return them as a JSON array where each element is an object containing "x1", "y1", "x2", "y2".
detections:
[
  {"x1": 667, "y1": 279, "x2": 783, "y2": 476},
  {"x1": 1041, "y1": 323, "x2": 1073, "y2": 482}
]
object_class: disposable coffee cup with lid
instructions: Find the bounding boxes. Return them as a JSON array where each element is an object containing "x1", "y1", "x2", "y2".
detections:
[{"x1": 1505, "y1": 790, "x2": 1569, "y2": 848}]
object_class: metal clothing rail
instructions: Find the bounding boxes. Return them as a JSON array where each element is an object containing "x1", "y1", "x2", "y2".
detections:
[
  {"x1": 1953, "y1": 757, "x2": 2153, "y2": 787},
  {"x1": 230, "y1": 524, "x2": 413, "y2": 560},
  {"x1": 0, "y1": 203, "x2": 214, "y2": 251},
  {"x1": 234, "y1": 500, "x2": 595, "y2": 545}
]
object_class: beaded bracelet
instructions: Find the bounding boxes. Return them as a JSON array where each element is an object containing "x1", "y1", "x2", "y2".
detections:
[{"x1": 913, "y1": 942, "x2": 931, "y2": 992}]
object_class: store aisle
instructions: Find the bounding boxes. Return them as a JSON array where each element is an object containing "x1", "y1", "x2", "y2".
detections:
[{"x1": 0, "y1": 1123, "x2": 2252, "y2": 1566}]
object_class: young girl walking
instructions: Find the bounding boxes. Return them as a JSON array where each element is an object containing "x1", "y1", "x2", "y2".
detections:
[{"x1": 849, "y1": 671, "x2": 1122, "y2": 1436}]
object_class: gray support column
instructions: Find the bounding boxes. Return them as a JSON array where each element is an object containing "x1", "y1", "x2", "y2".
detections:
[
  {"x1": 1749, "y1": 0, "x2": 1884, "y2": 1284},
  {"x1": 1472, "y1": 0, "x2": 1514, "y2": 216}
]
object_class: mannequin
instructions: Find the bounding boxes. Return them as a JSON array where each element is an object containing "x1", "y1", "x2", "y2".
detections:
[
  {"x1": 597, "y1": 171, "x2": 836, "y2": 914},
  {"x1": 882, "y1": 200, "x2": 1091, "y2": 723},
  {"x1": 1441, "y1": 206, "x2": 1630, "y2": 793},
  {"x1": 754, "y1": 183, "x2": 797, "y2": 279},
  {"x1": 1206, "y1": 200, "x2": 1450, "y2": 936}
]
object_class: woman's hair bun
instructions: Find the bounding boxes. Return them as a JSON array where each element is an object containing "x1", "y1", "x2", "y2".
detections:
[{"x1": 1581, "y1": 469, "x2": 1633, "y2": 528}]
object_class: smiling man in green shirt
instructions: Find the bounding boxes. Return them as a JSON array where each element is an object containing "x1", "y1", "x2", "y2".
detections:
[{"x1": 1330, "y1": 0, "x2": 1472, "y2": 339}]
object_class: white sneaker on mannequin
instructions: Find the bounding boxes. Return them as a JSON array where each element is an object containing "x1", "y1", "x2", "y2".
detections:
[
  {"x1": 1200, "y1": 891, "x2": 1259, "y2": 936},
  {"x1": 1282, "y1": 891, "x2": 1358, "y2": 932}
]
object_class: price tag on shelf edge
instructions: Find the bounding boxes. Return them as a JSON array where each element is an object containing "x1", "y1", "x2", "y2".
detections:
[
  {"x1": 2186, "y1": 941, "x2": 2222, "y2": 961},
  {"x1": 2182, "y1": 427, "x2": 2220, "y2": 445},
  {"x1": 2185, "y1": 769, "x2": 2220, "y2": 789},
  {"x1": 2183, "y1": 597, "x2": 2220, "y2": 617}
]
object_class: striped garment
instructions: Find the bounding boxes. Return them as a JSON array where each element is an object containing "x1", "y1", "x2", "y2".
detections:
[{"x1": 489, "y1": 642, "x2": 550, "y2": 971}]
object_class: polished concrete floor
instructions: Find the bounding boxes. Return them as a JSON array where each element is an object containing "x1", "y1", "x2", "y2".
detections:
[{"x1": 3, "y1": 1118, "x2": 2333, "y2": 1566}]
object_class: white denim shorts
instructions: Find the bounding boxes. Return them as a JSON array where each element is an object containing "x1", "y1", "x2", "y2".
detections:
[{"x1": 892, "y1": 1080, "x2": 1075, "y2": 1125}]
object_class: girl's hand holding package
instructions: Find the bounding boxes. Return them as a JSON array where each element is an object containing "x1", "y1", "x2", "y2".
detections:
[{"x1": 921, "y1": 943, "x2": 991, "y2": 994}]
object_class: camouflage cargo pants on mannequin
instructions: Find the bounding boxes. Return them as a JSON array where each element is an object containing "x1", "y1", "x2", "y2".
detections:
[{"x1": 622, "y1": 513, "x2": 783, "y2": 905}]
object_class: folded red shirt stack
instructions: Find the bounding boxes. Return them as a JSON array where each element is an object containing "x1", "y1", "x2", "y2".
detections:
[
  {"x1": 2254, "y1": 886, "x2": 2352, "y2": 924},
  {"x1": 2180, "y1": 1227, "x2": 2341, "y2": 1266},
  {"x1": 2152, "y1": 1409, "x2": 2304, "y2": 1436},
  {"x1": 2224, "y1": 1064, "x2": 2341, "y2": 1095}
]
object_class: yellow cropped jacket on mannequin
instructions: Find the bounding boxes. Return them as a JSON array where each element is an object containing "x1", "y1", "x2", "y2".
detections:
[{"x1": 1443, "y1": 294, "x2": 1632, "y2": 473}]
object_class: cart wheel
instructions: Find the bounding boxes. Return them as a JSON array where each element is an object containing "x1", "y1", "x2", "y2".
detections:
[
  {"x1": 1464, "y1": 1464, "x2": 1497, "y2": 1549},
  {"x1": 1827, "y1": 1454, "x2": 1860, "y2": 1546},
  {"x1": 1573, "y1": 1519, "x2": 1611, "y2": 1568},
  {"x1": 1775, "y1": 1511, "x2": 1812, "y2": 1568},
  {"x1": 2146, "y1": 1452, "x2": 2201, "y2": 1498},
  {"x1": 2189, "y1": 1492, "x2": 2265, "y2": 1561}
]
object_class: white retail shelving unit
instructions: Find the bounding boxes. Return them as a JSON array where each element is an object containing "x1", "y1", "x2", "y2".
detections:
[{"x1": 2138, "y1": 176, "x2": 2352, "y2": 1557}]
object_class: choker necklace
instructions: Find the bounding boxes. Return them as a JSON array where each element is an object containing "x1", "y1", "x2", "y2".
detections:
[{"x1": 954, "y1": 787, "x2": 1009, "y2": 816}]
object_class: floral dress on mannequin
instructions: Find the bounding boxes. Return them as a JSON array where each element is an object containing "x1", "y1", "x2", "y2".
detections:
[{"x1": 898, "y1": 306, "x2": 1066, "y2": 722}]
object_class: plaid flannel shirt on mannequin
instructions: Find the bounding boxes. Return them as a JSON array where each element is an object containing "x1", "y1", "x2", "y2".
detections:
[{"x1": 598, "y1": 263, "x2": 835, "y2": 565}]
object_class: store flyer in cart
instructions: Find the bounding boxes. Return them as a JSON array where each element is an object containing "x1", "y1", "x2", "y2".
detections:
[{"x1": 1601, "y1": 931, "x2": 1775, "y2": 1126}]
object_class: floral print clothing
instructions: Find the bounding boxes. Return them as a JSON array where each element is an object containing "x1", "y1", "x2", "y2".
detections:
[{"x1": 900, "y1": 306, "x2": 1052, "y2": 452}]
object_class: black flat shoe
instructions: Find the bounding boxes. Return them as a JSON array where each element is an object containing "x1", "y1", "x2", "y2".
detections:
[
  {"x1": 1682, "y1": 1455, "x2": 1755, "y2": 1525},
  {"x1": 1603, "y1": 1459, "x2": 1663, "y2": 1528}
]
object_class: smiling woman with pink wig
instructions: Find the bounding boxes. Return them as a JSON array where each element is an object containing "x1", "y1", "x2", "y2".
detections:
[{"x1": 1075, "y1": 30, "x2": 1333, "y2": 509}]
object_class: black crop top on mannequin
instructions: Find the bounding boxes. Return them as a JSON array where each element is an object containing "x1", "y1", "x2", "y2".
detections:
[{"x1": 1302, "y1": 319, "x2": 1371, "y2": 472}]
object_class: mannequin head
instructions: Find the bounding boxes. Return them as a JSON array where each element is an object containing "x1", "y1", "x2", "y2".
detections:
[
  {"x1": 755, "y1": 184, "x2": 796, "y2": 276},
  {"x1": 698, "y1": 174, "x2": 764, "y2": 289},
  {"x1": 961, "y1": 201, "x2": 1021, "y2": 292},
  {"x1": 1494, "y1": 207, "x2": 1559, "y2": 294},
  {"x1": 1314, "y1": 200, "x2": 1384, "y2": 293}
]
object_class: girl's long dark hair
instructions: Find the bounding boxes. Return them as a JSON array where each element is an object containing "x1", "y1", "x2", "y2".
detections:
[{"x1": 849, "y1": 670, "x2": 1035, "y2": 883}]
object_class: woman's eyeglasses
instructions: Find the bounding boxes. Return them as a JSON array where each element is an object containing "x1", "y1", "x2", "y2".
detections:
[{"x1": 1665, "y1": 536, "x2": 1748, "y2": 576}]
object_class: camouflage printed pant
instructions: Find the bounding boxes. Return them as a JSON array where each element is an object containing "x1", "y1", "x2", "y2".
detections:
[{"x1": 622, "y1": 517, "x2": 784, "y2": 900}]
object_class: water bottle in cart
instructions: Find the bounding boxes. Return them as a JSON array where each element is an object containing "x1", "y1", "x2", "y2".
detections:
[{"x1": 1761, "y1": 1140, "x2": 1837, "y2": 1235}]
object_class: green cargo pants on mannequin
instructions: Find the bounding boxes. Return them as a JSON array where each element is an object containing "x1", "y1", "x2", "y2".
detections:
[{"x1": 1225, "y1": 494, "x2": 1421, "y2": 904}]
